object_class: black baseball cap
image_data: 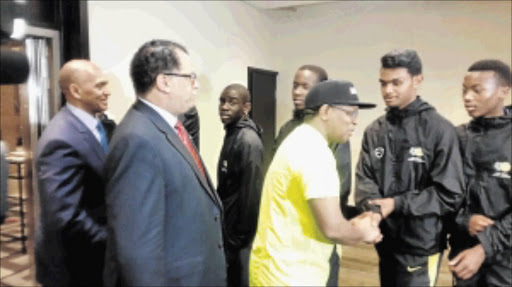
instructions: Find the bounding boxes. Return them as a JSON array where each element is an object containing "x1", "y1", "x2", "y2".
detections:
[{"x1": 305, "y1": 80, "x2": 376, "y2": 109}]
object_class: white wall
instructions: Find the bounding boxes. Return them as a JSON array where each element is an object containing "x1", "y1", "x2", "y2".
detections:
[
  {"x1": 88, "y1": 1, "x2": 276, "y2": 183},
  {"x1": 89, "y1": 0, "x2": 511, "y2": 190},
  {"x1": 267, "y1": 0, "x2": 511, "y2": 202}
]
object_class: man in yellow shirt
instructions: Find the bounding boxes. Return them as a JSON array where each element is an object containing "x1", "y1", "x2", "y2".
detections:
[{"x1": 250, "y1": 80, "x2": 381, "y2": 286}]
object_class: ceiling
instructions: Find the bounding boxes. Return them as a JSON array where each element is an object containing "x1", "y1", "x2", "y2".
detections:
[{"x1": 244, "y1": 1, "x2": 332, "y2": 10}]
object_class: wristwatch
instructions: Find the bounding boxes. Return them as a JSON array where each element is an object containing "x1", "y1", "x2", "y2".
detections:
[{"x1": 362, "y1": 200, "x2": 383, "y2": 218}]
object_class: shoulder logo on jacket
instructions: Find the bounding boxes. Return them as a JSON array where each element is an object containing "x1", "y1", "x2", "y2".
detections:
[
  {"x1": 408, "y1": 147, "x2": 425, "y2": 163},
  {"x1": 374, "y1": 147, "x2": 385, "y2": 159},
  {"x1": 492, "y1": 162, "x2": 511, "y2": 179},
  {"x1": 221, "y1": 160, "x2": 228, "y2": 173}
]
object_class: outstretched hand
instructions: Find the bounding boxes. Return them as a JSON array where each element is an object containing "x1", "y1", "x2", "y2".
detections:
[{"x1": 351, "y1": 212, "x2": 383, "y2": 244}]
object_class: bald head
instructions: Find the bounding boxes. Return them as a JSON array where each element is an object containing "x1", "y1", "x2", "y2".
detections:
[
  {"x1": 222, "y1": 84, "x2": 251, "y2": 104},
  {"x1": 59, "y1": 60, "x2": 98, "y2": 94},
  {"x1": 59, "y1": 59, "x2": 110, "y2": 116}
]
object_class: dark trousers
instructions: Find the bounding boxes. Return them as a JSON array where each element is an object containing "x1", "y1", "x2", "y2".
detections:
[
  {"x1": 453, "y1": 250, "x2": 511, "y2": 287},
  {"x1": 226, "y1": 244, "x2": 251, "y2": 287},
  {"x1": 377, "y1": 247, "x2": 443, "y2": 287}
]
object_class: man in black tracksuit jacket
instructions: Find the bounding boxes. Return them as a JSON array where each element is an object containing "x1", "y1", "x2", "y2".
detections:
[
  {"x1": 448, "y1": 59, "x2": 511, "y2": 287},
  {"x1": 355, "y1": 49, "x2": 464, "y2": 286},
  {"x1": 217, "y1": 84, "x2": 264, "y2": 287}
]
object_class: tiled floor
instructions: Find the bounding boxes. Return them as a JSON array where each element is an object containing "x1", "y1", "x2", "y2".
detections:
[
  {"x1": 1, "y1": 219, "x2": 454, "y2": 287},
  {"x1": 1, "y1": 195, "x2": 37, "y2": 287},
  {"x1": 1, "y1": 223, "x2": 35, "y2": 286},
  {"x1": 0, "y1": 172, "x2": 455, "y2": 287}
]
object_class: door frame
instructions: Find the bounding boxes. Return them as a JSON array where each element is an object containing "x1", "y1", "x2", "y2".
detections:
[
  {"x1": 247, "y1": 66, "x2": 278, "y2": 137},
  {"x1": 22, "y1": 25, "x2": 61, "y2": 205},
  {"x1": 247, "y1": 66, "x2": 278, "y2": 173},
  {"x1": 16, "y1": 25, "x2": 61, "y2": 283},
  {"x1": 24, "y1": 25, "x2": 62, "y2": 116}
]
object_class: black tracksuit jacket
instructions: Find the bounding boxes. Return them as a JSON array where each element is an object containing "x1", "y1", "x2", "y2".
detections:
[
  {"x1": 355, "y1": 97, "x2": 465, "y2": 256},
  {"x1": 273, "y1": 109, "x2": 305, "y2": 154},
  {"x1": 449, "y1": 114, "x2": 511, "y2": 260},
  {"x1": 217, "y1": 116, "x2": 264, "y2": 251}
]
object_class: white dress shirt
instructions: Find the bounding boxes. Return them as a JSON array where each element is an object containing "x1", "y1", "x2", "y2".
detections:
[{"x1": 138, "y1": 97, "x2": 179, "y2": 135}]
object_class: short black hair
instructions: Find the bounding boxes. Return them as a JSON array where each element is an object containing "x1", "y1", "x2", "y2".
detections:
[
  {"x1": 381, "y1": 49, "x2": 422, "y2": 76},
  {"x1": 130, "y1": 39, "x2": 188, "y2": 96},
  {"x1": 221, "y1": 83, "x2": 251, "y2": 104},
  {"x1": 468, "y1": 59, "x2": 511, "y2": 87},
  {"x1": 298, "y1": 65, "x2": 328, "y2": 82}
]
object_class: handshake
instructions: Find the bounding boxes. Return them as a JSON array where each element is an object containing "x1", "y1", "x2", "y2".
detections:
[
  {"x1": 347, "y1": 197, "x2": 397, "y2": 244},
  {"x1": 350, "y1": 211, "x2": 383, "y2": 244}
]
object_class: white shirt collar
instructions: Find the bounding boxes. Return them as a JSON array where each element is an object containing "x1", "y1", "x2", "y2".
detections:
[
  {"x1": 66, "y1": 103, "x2": 102, "y2": 143},
  {"x1": 138, "y1": 97, "x2": 178, "y2": 133}
]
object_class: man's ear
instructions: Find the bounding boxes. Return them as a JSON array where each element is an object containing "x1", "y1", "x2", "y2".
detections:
[
  {"x1": 243, "y1": 102, "x2": 251, "y2": 115},
  {"x1": 155, "y1": 74, "x2": 170, "y2": 93},
  {"x1": 497, "y1": 85, "x2": 510, "y2": 101},
  {"x1": 412, "y1": 74, "x2": 424, "y2": 89},
  {"x1": 319, "y1": 104, "x2": 330, "y2": 121},
  {"x1": 69, "y1": 83, "x2": 81, "y2": 100}
]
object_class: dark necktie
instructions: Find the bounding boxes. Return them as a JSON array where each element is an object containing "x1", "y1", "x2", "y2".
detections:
[
  {"x1": 96, "y1": 122, "x2": 109, "y2": 154},
  {"x1": 174, "y1": 121, "x2": 205, "y2": 177}
]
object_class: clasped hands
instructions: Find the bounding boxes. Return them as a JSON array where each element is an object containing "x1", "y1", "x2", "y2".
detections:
[
  {"x1": 350, "y1": 211, "x2": 383, "y2": 244},
  {"x1": 351, "y1": 197, "x2": 395, "y2": 244}
]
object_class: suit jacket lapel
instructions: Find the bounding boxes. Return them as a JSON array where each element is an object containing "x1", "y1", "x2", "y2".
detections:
[
  {"x1": 198, "y1": 156, "x2": 222, "y2": 209},
  {"x1": 134, "y1": 100, "x2": 221, "y2": 207},
  {"x1": 62, "y1": 107, "x2": 106, "y2": 170}
]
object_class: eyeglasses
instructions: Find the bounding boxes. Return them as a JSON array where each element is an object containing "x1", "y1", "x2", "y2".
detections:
[
  {"x1": 330, "y1": 105, "x2": 359, "y2": 119},
  {"x1": 162, "y1": 72, "x2": 197, "y2": 84}
]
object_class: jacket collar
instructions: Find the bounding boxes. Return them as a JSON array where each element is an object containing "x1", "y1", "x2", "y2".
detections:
[
  {"x1": 293, "y1": 109, "x2": 305, "y2": 120},
  {"x1": 62, "y1": 106, "x2": 106, "y2": 165},
  {"x1": 224, "y1": 116, "x2": 262, "y2": 136},
  {"x1": 386, "y1": 97, "x2": 433, "y2": 123},
  {"x1": 469, "y1": 114, "x2": 512, "y2": 131}
]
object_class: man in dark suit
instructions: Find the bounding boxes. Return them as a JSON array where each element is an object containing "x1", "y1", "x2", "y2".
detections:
[
  {"x1": 104, "y1": 39, "x2": 226, "y2": 286},
  {"x1": 35, "y1": 59, "x2": 111, "y2": 286}
]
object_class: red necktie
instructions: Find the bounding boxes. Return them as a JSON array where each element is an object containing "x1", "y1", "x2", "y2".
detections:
[{"x1": 174, "y1": 121, "x2": 205, "y2": 178}]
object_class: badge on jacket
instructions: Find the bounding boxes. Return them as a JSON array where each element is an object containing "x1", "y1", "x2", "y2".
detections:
[
  {"x1": 493, "y1": 162, "x2": 511, "y2": 179},
  {"x1": 374, "y1": 147, "x2": 385, "y2": 159},
  {"x1": 221, "y1": 160, "x2": 228, "y2": 173},
  {"x1": 408, "y1": 147, "x2": 425, "y2": 163}
]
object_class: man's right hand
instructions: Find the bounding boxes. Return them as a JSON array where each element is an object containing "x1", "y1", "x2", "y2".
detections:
[
  {"x1": 468, "y1": 214, "x2": 494, "y2": 236},
  {"x1": 370, "y1": 212, "x2": 382, "y2": 227},
  {"x1": 369, "y1": 198, "x2": 394, "y2": 219},
  {"x1": 448, "y1": 244, "x2": 486, "y2": 280},
  {"x1": 351, "y1": 212, "x2": 383, "y2": 244}
]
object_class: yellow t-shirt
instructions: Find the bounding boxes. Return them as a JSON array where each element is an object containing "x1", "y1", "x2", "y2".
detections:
[{"x1": 250, "y1": 124, "x2": 341, "y2": 286}]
